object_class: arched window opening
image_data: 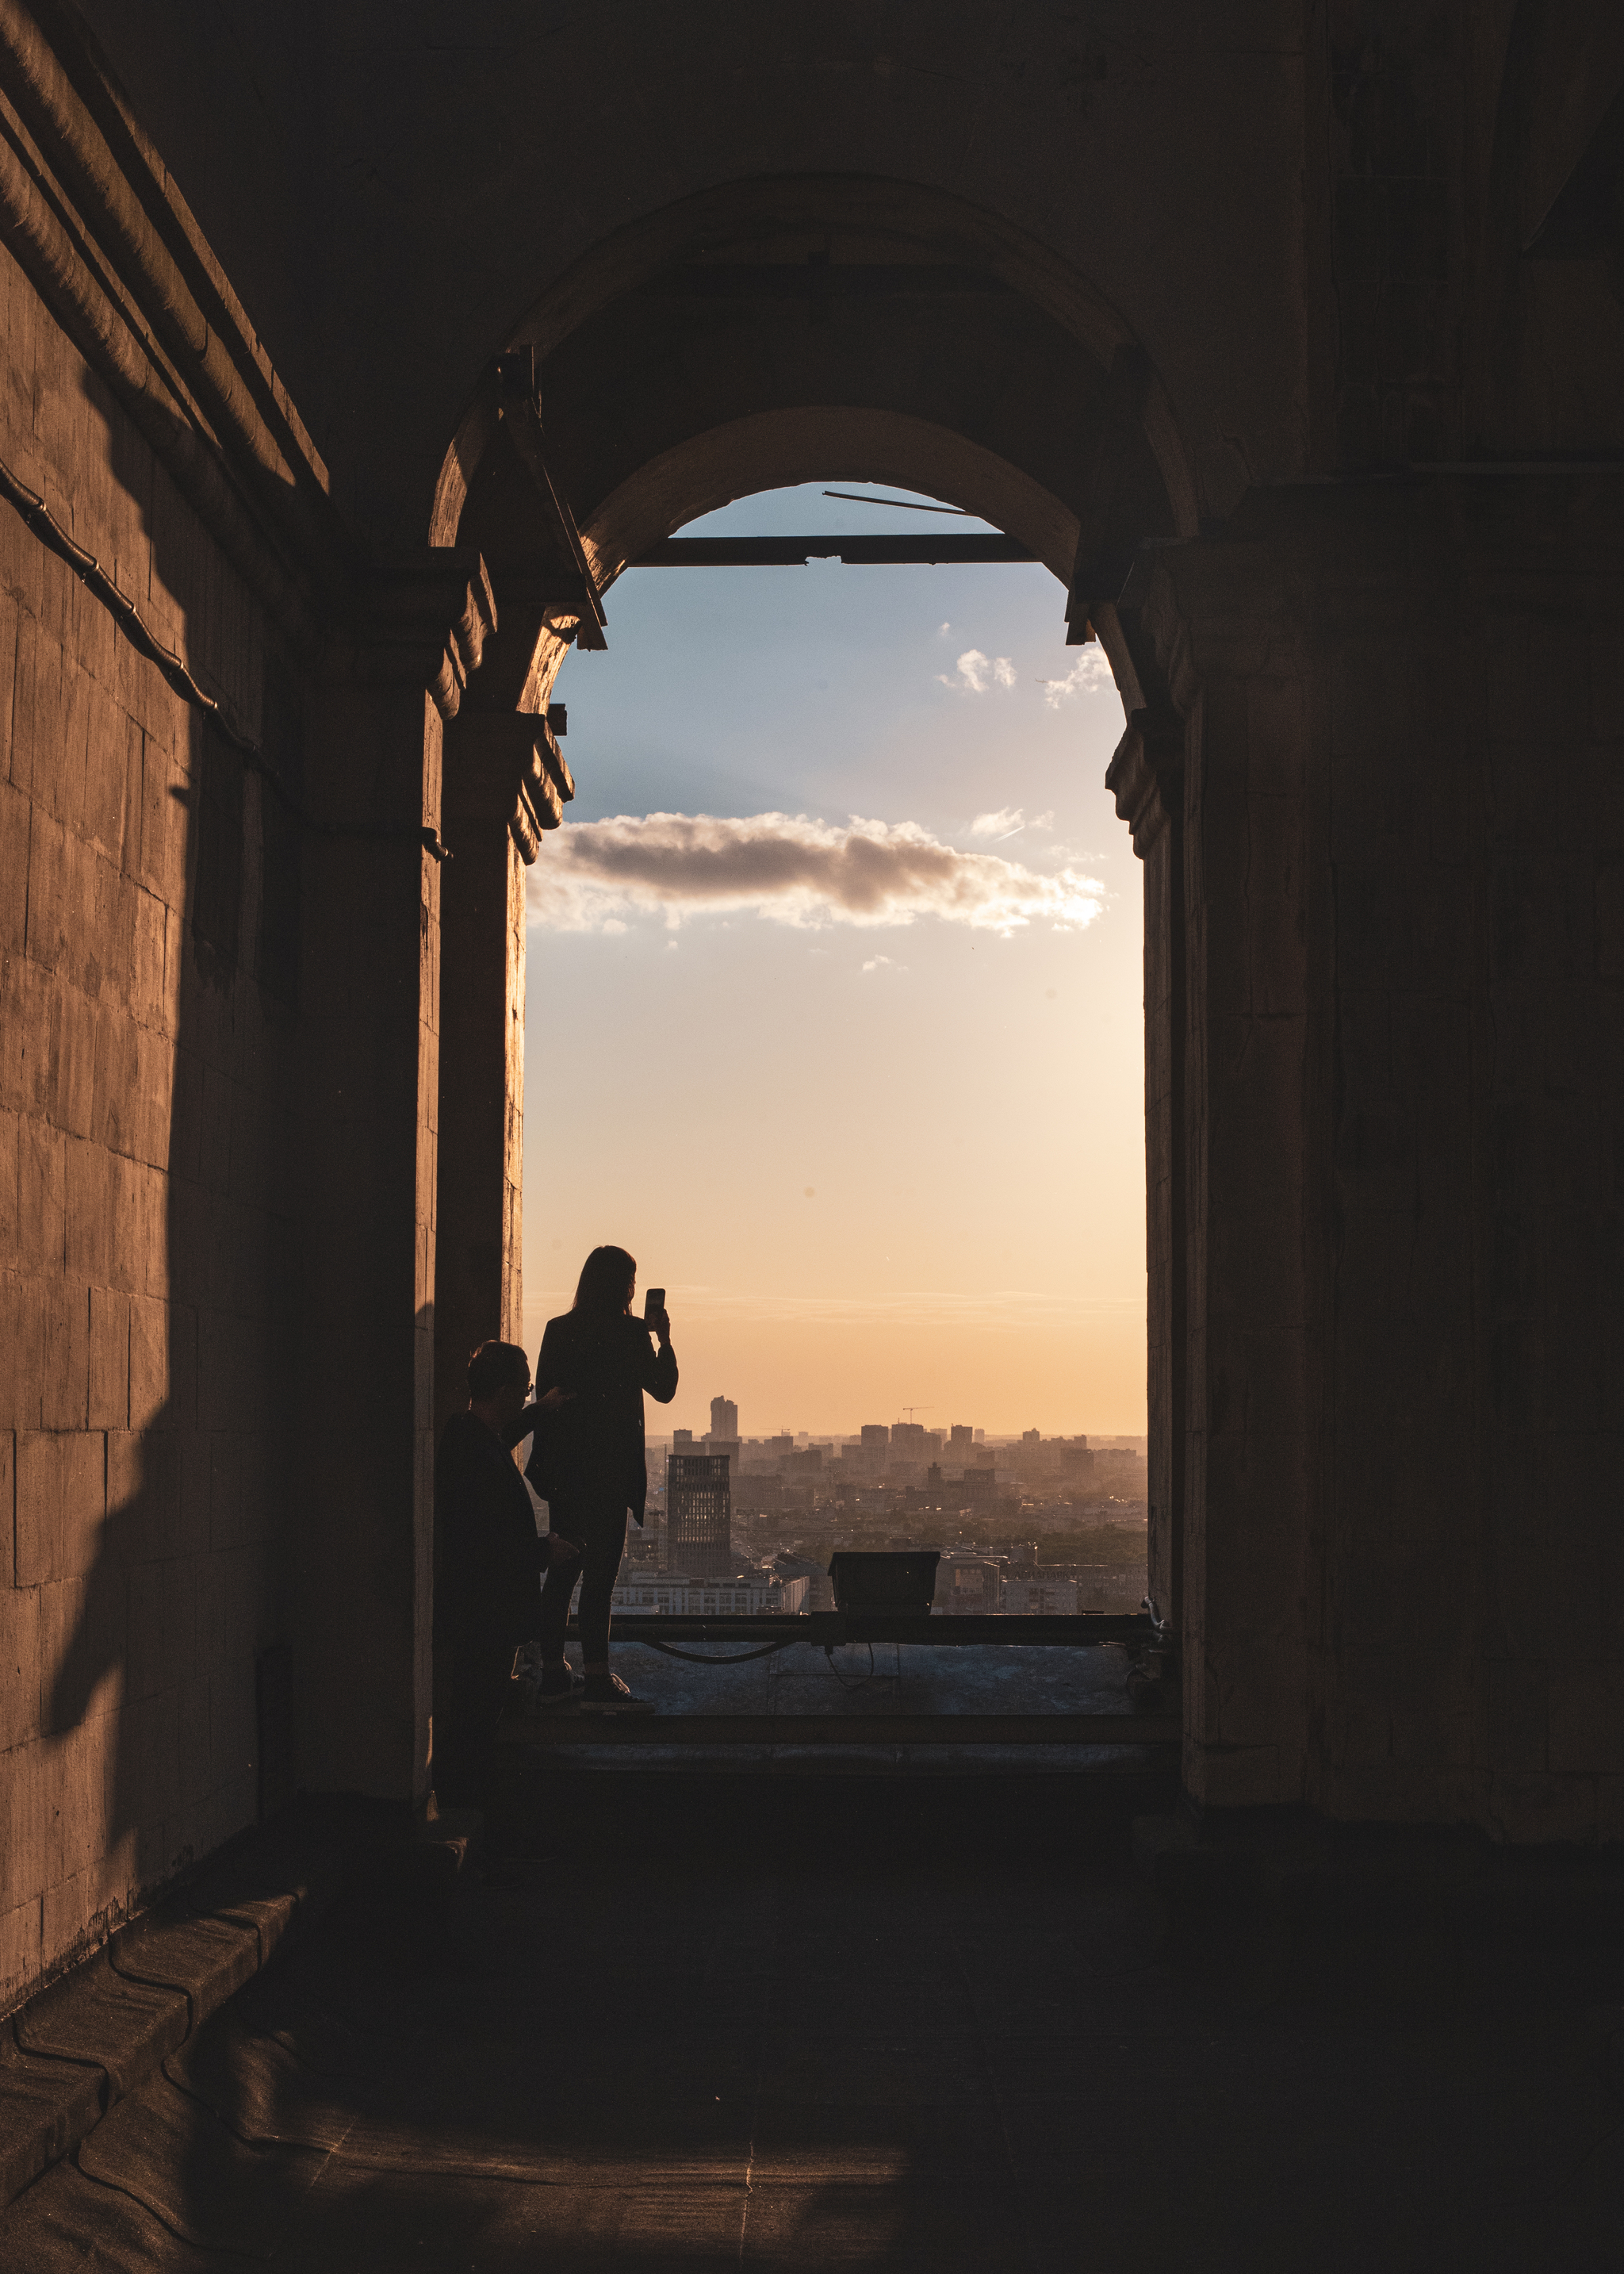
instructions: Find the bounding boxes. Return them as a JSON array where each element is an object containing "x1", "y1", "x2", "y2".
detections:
[{"x1": 508, "y1": 477, "x2": 1150, "y2": 1715}]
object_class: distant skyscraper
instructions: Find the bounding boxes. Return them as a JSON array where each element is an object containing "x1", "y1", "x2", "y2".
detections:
[
  {"x1": 940, "y1": 1556, "x2": 1000, "y2": 1614},
  {"x1": 672, "y1": 1427, "x2": 695, "y2": 1452},
  {"x1": 710, "y1": 1395, "x2": 738, "y2": 1440},
  {"x1": 860, "y1": 1425, "x2": 890, "y2": 1451},
  {"x1": 949, "y1": 1425, "x2": 974, "y2": 1453},
  {"x1": 665, "y1": 1454, "x2": 733, "y2": 1578}
]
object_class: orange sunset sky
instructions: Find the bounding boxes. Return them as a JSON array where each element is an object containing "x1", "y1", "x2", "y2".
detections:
[{"x1": 519, "y1": 485, "x2": 1147, "y2": 1439}]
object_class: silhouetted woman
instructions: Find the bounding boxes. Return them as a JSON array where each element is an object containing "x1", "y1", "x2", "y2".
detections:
[{"x1": 529, "y1": 1245, "x2": 677, "y2": 1710}]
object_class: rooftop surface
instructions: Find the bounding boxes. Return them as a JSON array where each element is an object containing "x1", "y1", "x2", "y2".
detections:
[{"x1": 515, "y1": 1638, "x2": 1178, "y2": 1766}]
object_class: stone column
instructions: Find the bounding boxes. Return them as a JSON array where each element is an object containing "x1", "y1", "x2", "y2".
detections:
[
  {"x1": 1117, "y1": 538, "x2": 1319, "y2": 1816},
  {"x1": 1180, "y1": 651, "x2": 1316, "y2": 1814},
  {"x1": 435, "y1": 692, "x2": 572, "y2": 1437},
  {"x1": 1106, "y1": 708, "x2": 1187, "y2": 1640},
  {"x1": 1105, "y1": 475, "x2": 1624, "y2": 1839},
  {"x1": 293, "y1": 554, "x2": 494, "y2": 1804}
]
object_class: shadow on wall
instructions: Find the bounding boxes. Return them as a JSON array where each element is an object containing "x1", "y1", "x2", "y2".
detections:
[{"x1": 13, "y1": 356, "x2": 304, "y2": 1987}]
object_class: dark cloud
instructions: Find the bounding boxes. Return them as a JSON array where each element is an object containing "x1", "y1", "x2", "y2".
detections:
[{"x1": 527, "y1": 811, "x2": 1105, "y2": 936}]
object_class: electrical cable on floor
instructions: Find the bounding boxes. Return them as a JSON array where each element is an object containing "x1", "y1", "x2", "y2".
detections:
[
  {"x1": 822, "y1": 1641, "x2": 880, "y2": 1688},
  {"x1": 633, "y1": 1638, "x2": 801, "y2": 1665}
]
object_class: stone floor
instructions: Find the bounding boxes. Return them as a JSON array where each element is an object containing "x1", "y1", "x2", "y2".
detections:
[
  {"x1": 511, "y1": 1639, "x2": 1178, "y2": 1775},
  {"x1": 4, "y1": 1761, "x2": 1620, "y2": 2271}
]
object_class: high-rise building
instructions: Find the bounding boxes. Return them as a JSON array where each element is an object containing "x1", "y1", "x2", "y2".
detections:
[
  {"x1": 1002, "y1": 1577, "x2": 1079, "y2": 1615},
  {"x1": 710, "y1": 1395, "x2": 738, "y2": 1440},
  {"x1": 665, "y1": 1454, "x2": 733, "y2": 1578},
  {"x1": 672, "y1": 1428, "x2": 695, "y2": 1452},
  {"x1": 860, "y1": 1425, "x2": 890, "y2": 1451},
  {"x1": 949, "y1": 1424, "x2": 974, "y2": 1453},
  {"x1": 938, "y1": 1556, "x2": 1000, "y2": 1614}
]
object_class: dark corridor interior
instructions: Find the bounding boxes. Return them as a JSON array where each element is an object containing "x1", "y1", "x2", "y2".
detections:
[
  {"x1": 4, "y1": 2, "x2": 1624, "y2": 2263},
  {"x1": 3, "y1": 1763, "x2": 1621, "y2": 2272}
]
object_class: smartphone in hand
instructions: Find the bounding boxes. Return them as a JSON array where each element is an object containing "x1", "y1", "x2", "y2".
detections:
[{"x1": 644, "y1": 1287, "x2": 665, "y2": 1322}]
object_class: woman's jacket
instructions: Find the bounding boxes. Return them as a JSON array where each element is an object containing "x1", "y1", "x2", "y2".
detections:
[{"x1": 528, "y1": 1309, "x2": 678, "y2": 1520}]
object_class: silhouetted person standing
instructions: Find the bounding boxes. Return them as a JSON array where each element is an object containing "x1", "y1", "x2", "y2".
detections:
[
  {"x1": 435, "y1": 1340, "x2": 580, "y2": 1801},
  {"x1": 530, "y1": 1247, "x2": 677, "y2": 1710}
]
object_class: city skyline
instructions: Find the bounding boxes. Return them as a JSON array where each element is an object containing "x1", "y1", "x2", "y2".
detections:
[{"x1": 659, "y1": 1414, "x2": 1144, "y2": 1448}]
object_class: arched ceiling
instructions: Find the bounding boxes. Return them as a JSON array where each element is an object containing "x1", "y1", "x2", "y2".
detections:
[
  {"x1": 441, "y1": 176, "x2": 1190, "y2": 688},
  {"x1": 78, "y1": 3, "x2": 1316, "y2": 541}
]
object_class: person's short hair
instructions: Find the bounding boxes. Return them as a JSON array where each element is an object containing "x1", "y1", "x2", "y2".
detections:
[{"x1": 467, "y1": 1340, "x2": 528, "y2": 1402}]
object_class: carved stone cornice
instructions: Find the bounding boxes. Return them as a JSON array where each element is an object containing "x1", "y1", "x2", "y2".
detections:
[
  {"x1": 0, "y1": 0, "x2": 327, "y2": 508},
  {"x1": 442, "y1": 708, "x2": 574, "y2": 862},
  {"x1": 0, "y1": 0, "x2": 347, "y2": 647},
  {"x1": 1105, "y1": 706, "x2": 1185, "y2": 858}
]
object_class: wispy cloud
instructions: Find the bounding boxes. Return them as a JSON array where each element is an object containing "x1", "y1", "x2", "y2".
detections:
[
  {"x1": 527, "y1": 812, "x2": 1105, "y2": 938},
  {"x1": 967, "y1": 804, "x2": 1055, "y2": 842},
  {"x1": 1037, "y1": 649, "x2": 1114, "y2": 707},
  {"x1": 938, "y1": 647, "x2": 1016, "y2": 694}
]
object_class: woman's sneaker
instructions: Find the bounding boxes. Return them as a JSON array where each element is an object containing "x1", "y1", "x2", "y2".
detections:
[{"x1": 579, "y1": 1670, "x2": 655, "y2": 1714}]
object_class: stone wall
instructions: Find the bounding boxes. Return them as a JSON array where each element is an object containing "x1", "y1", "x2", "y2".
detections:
[
  {"x1": 1139, "y1": 473, "x2": 1624, "y2": 1842},
  {"x1": 1316, "y1": 474, "x2": 1624, "y2": 1841},
  {"x1": 0, "y1": 232, "x2": 295, "y2": 2008}
]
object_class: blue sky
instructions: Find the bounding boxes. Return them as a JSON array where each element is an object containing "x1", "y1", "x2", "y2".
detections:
[{"x1": 526, "y1": 482, "x2": 1146, "y2": 1436}]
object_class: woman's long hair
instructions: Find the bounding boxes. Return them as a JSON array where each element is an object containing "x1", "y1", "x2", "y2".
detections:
[{"x1": 573, "y1": 1244, "x2": 636, "y2": 1318}]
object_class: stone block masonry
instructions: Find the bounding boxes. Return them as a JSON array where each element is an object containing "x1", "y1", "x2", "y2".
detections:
[{"x1": 0, "y1": 226, "x2": 297, "y2": 2011}]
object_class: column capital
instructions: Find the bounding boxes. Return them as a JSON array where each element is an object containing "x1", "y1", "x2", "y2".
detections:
[
  {"x1": 331, "y1": 549, "x2": 499, "y2": 720},
  {"x1": 442, "y1": 708, "x2": 573, "y2": 861}
]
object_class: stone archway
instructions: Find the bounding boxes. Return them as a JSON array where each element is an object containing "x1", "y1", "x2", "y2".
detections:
[{"x1": 426, "y1": 181, "x2": 1201, "y2": 1771}]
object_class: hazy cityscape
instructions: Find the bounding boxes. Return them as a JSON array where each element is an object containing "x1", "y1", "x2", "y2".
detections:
[{"x1": 600, "y1": 1398, "x2": 1149, "y2": 1618}]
